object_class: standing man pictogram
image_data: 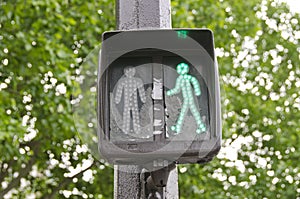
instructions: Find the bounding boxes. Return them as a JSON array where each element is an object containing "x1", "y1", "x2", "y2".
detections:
[
  {"x1": 167, "y1": 63, "x2": 206, "y2": 134},
  {"x1": 115, "y1": 66, "x2": 146, "y2": 134}
]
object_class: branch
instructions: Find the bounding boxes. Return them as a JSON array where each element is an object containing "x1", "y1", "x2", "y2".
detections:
[
  {"x1": 0, "y1": 160, "x2": 17, "y2": 184},
  {"x1": 44, "y1": 161, "x2": 96, "y2": 199},
  {"x1": 0, "y1": 156, "x2": 36, "y2": 198},
  {"x1": 0, "y1": 141, "x2": 40, "y2": 198}
]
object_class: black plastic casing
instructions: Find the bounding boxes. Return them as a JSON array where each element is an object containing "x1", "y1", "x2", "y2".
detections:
[{"x1": 98, "y1": 29, "x2": 221, "y2": 166}]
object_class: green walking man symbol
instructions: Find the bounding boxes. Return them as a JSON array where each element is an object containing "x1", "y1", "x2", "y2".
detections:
[{"x1": 166, "y1": 63, "x2": 206, "y2": 134}]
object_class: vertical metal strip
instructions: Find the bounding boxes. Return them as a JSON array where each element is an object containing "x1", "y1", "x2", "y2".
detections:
[{"x1": 152, "y1": 57, "x2": 165, "y2": 141}]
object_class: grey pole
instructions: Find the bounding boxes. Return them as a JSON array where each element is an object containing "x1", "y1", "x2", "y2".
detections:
[
  {"x1": 116, "y1": 0, "x2": 171, "y2": 30},
  {"x1": 114, "y1": 0, "x2": 178, "y2": 198}
]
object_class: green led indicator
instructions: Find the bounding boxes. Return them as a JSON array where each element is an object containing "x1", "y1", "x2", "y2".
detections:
[
  {"x1": 166, "y1": 63, "x2": 206, "y2": 134},
  {"x1": 177, "y1": 30, "x2": 188, "y2": 39}
]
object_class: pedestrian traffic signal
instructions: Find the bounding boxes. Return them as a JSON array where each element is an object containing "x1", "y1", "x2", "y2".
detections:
[{"x1": 98, "y1": 29, "x2": 221, "y2": 166}]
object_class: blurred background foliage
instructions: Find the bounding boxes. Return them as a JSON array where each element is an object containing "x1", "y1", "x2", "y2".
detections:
[{"x1": 0, "y1": 0, "x2": 299, "y2": 198}]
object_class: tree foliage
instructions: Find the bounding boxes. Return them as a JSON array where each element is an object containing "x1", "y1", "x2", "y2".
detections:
[
  {"x1": 0, "y1": 0, "x2": 114, "y2": 198},
  {"x1": 172, "y1": 0, "x2": 300, "y2": 198},
  {"x1": 0, "y1": 0, "x2": 299, "y2": 198}
]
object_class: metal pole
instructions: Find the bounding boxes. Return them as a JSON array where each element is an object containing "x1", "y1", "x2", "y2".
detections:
[{"x1": 114, "y1": 0, "x2": 178, "y2": 198}]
